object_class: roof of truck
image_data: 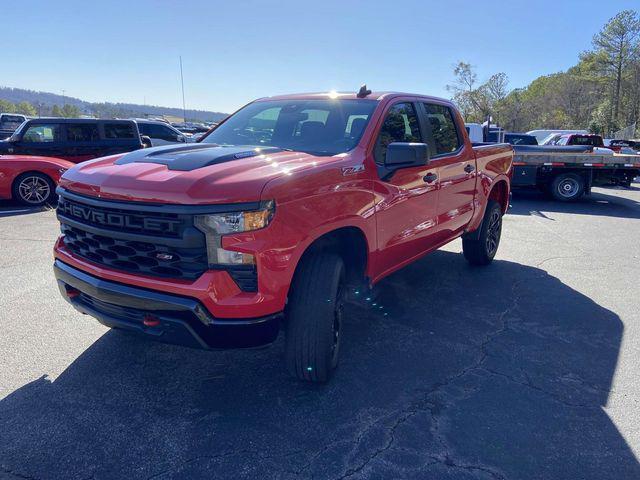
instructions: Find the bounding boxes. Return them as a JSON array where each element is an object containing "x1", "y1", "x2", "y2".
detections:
[{"x1": 257, "y1": 91, "x2": 450, "y2": 102}]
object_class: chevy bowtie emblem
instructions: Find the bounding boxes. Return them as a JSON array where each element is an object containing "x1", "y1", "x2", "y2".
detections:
[{"x1": 156, "y1": 253, "x2": 174, "y2": 261}]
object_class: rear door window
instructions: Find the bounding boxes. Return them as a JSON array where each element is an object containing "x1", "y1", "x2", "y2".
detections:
[
  {"x1": 21, "y1": 124, "x2": 61, "y2": 143},
  {"x1": 374, "y1": 102, "x2": 422, "y2": 164},
  {"x1": 422, "y1": 103, "x2": 461, "y2": 156},
  {"x1": 66, "y1": 123, "x2": 99, "y2": 142},
  {"x1": 104, "y1": 122, "x2": 135, "y2": 139}
]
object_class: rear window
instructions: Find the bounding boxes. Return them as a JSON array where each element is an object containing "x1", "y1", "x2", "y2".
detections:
[
  {"x1": 104, "y1": 122, "x2": 135, "y2": 139},
  {"x1": 67, "y1": 123, "x2": 99, "y2": 142},
  {"x1": 422, "y1": 103, "x2": 461, "y2": 155},
  {"x1": 569, "y1": 135, "x2": 603, "y2": 147},
  {"x1": 506, "y1": 134, "x2": 537, "y2": 146}
]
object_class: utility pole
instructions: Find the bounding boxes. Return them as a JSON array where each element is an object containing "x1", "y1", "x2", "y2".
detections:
[
  {"x1": 179, "y1": 56, "x2": 187, "y2": 123},
  {"x1": 62, "y1": 90, "x2": 66, "y2": 105}
]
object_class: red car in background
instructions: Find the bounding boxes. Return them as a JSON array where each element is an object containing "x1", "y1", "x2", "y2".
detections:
[{"x1": 0, "y1": 155, "x2": 74, "y2": 206}]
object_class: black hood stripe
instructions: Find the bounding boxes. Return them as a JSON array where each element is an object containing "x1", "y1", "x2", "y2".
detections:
[{"x1": 114, "y1": 144, "x2": 283, "y2": 171}]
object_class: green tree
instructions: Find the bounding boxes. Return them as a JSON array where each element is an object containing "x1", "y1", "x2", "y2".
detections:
[
  {"x1": 15, "y1": 101, "x2": 37, "y2": 116},
  {"x1": 447, "y1": 62, "x2": 509, "y2": 123},
  {"x1": 51, "y1": 105, "x2": 63, "y2": 117},
  {"x1": 450, "y1": 9, "x2": 640, "y2": 135},
  {"x1": 61, "y1": 104, "x2": 80, "y2": 117},
  {"x1": 0, "y1": 99, "x2": 16, "y2": 113},
  {"x1": 446, "y1": 61, "x2": 479, "y2": 119},
  {"x1": 591, "y1": 10, "x2": 640, "y2": 130}
]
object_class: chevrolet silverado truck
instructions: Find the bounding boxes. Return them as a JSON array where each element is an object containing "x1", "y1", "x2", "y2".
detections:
[{"x1": 53, "y1": 88, "x2": 513, "y2": 382}]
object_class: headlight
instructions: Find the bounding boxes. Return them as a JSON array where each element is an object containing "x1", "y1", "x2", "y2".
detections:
[{"x1": 194, "y1": 201, "x2": 274, "y2": 266}]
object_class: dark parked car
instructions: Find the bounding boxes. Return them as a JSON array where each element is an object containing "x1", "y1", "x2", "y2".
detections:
[
  {"x1": 0, "y1": 118, "x2": 144, "y2": 163},
  {"x1": 0, "y1": 113, "x2": 28, "y2": 140},
  {"x1": 505, "y1": 133, "x2": 538, "y2": 145},
  {"x1": 605, "y1": 139, "x2": 639, "y2": 153}
]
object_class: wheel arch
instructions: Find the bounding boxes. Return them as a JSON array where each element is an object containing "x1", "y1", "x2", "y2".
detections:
[
  {"x1": 289, "y1": 226, "x2": 370, "y2": 295},
  {"x1": 488, "y1": 179, "x2": 510, "y2": 214},
  {"x1": 465, "y1": 177, "x2": 510, "y2": 240}
]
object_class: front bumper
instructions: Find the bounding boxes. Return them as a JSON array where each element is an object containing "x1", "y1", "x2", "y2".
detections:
[{"x1": 54, "y1": 260, "x2": 281, "y2": 349}]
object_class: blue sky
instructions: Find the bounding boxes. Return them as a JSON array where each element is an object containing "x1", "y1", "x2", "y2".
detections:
[{"x1": 3, "y1": 0, "x2": 638, "y2": 113}]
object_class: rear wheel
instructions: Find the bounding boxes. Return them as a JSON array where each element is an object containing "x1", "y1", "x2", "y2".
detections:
[
  {"x1": 285, "y1": 252, "x2": 345, "y2": 383},
  {"x1": 549, "y1": 173, "x2": 584, "y2": 202},
  {"x1": 12, "y1": 172, "x2": 55, "y2": 206},
  {"x1": 463, "y1": 200, "x2": 503, "y2": 266}
]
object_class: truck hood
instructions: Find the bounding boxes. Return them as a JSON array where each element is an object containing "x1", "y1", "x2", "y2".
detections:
[{"x1": 59, "y1": 144, "x2": 324, "y2": 204}]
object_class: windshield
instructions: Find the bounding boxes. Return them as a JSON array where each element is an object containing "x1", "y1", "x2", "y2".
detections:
[{"x1": 201, "y1": 99, "x2": 378, "y2": 155}]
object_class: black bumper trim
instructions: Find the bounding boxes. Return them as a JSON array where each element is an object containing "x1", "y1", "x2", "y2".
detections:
[{"x1": 54, "y1": 260, "x2": 281, "y2": 349}]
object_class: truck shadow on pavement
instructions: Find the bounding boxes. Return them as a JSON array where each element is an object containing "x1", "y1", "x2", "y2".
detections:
[
  {"x1": 1, "y1": 251, "x2": 638, "y2": 479},
  {"x1": 510, "y1": 188, "x2": 640, "y2": 219}
]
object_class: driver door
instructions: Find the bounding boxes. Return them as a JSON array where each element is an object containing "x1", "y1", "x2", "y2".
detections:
[{"x1": 372, "y1": 101, "x2": 440, "y2": 279}]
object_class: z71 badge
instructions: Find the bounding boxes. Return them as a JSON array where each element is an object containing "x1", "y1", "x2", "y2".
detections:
[{"x1": 341, "y1": 165, "x2": 365, "y2": 176}]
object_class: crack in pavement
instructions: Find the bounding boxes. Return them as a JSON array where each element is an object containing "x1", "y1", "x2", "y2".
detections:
[
  {"x1": 534, "y1": 255, "x2": 581, "y2": 268},
  {"x1": 330, "y1": 279, "x2": 525, "y2": 479},
  {"x1": 335, "y1": 406, "x2": 425, "y2": 479},
  {"x1": 479, "y1": 367, "x2": 599, "y2": 409}
]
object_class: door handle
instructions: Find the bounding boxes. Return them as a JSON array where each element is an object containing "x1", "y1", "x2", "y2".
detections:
[
  {"x1": 464, "y1": 164, "x2": 475, "y2": 173},
  {"x1": 423, "y1": 173, "x2": 438, "y2": 183}
]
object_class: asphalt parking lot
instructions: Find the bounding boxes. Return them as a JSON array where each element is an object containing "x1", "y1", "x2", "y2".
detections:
[{"x1": 1, "y1": 186, "x2": 639, "y2": 480}]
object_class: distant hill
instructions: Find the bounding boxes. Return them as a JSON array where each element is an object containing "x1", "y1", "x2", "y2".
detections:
[{"x1": 0, "y1": 86, "x2": 228, "y2": 123}]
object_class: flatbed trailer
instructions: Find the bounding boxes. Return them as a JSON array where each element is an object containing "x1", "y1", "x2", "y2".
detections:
[{"x1": 512, "y1": 148, "x2": 640, "y2": 201}]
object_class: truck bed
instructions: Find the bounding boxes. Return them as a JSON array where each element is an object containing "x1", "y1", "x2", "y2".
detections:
[{"x1": 513, "y1": 150, "x2": 640, "y2": 168}]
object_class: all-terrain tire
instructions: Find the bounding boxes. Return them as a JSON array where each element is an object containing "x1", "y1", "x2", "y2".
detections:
[
  {"x1": 463, "y1": 200, "x2": 503, "y2": 266},
  {"x1": 285, "y1": 253, "x2": 345, "y2": 383}
]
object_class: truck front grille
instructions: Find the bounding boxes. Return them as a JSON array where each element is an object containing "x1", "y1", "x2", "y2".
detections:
[
  {"x1": 57, "y1": 192, "x2": 210, "y2": 280},
  {"x1": 61, "y1": 224, "x2": 208, "y2": 279},
  {"x1": 56, "y1": 190, "x2": 259, "y2": 290}
]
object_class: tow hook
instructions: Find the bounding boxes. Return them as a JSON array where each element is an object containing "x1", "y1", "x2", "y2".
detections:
[{"x1": 143, "y1": 314, "x2": 161, "y2": 327}]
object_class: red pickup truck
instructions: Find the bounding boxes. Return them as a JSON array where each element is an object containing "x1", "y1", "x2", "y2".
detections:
[{"x1": 53, "y1": 89, "x2": 513, "y2": 382}]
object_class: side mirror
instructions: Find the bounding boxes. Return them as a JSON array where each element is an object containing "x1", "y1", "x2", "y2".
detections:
[
  {"x1": 385, "y1": 142, "x2": 430, "y2": 168},
  {"x1": 177, "y1": 135, "x2": 186, "y2": 143},
  {"x1": 140, "y1": 135, "x2": 152, "y2": 148}
]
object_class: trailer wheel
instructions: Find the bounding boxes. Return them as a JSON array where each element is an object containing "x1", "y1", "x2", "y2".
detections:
[
  {"x1": 463, "y1": 200, "x2": 502, "y2": 266},
  {"x1": 285, "y1": 252, "x2": 345, "y2": 383},
  {"x1": 550, "y1": 173, "x2": 584, "y2": 202}
]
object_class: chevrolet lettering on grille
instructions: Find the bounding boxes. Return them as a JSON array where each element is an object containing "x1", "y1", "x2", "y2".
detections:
[{"x1": 58, "y1": 200, "x2": 181, "y2": 234}]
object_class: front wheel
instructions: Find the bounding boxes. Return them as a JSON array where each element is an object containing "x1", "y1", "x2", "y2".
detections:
[
  {"x1": 12, "y1": 172, "x2": 56, "y2": 206},
  {"x1": 463, "y1": 200, "x2": 503, "y2": 266},
  {"x1": 285, "y1": 253, "x2": 345, "y2": 383}
]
